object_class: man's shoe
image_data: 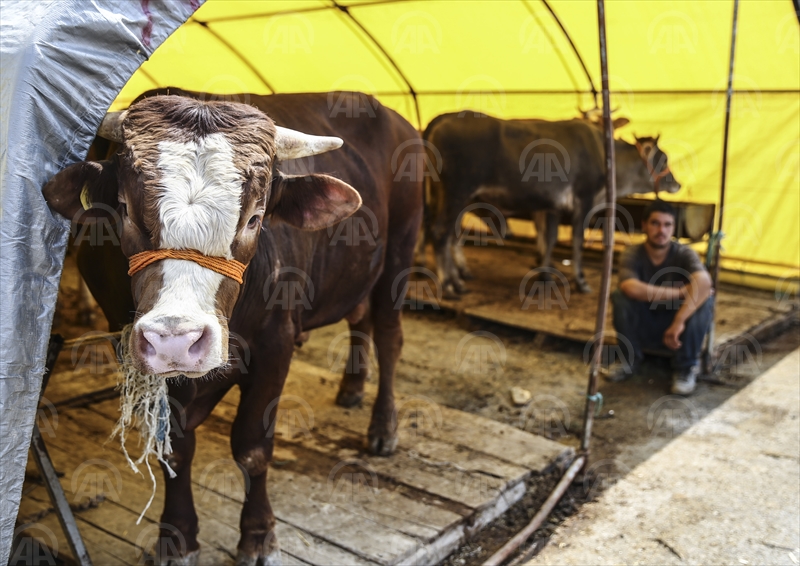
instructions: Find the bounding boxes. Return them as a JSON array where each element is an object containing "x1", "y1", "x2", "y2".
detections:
[
  {"x1": 671, "y1": 365, "x2": 700, "y2": 395},
  {"x1": 602, "y1": 360, "x2": 639, "y2": 383}
]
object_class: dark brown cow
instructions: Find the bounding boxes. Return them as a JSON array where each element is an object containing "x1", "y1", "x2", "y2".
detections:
[
  {"x1": 421, "y1": 112, "x2": 680, "y2": 296},
  {"x1": 43, "y1": 89, "x2": 423, "y2": 566}
]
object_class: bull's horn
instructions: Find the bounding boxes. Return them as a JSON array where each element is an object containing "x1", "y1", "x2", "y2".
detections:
[
  {"x1": 97, "y1": 111, "x2": 127, "y2": 142},
  {"x1": 274, "y1": 126, "x2": 343, "y2": 160}
]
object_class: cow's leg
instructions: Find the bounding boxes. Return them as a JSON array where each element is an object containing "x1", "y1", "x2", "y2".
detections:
[
  {"x1": 452, "y1": 240, "x2": 473, "y2": 280},
  {"x1": 533, "y1": 210, "x2": 548, "y2": 263},
  {"x1": 152, "y1": 380, "x2": 233, "y2": 566},
  {"x1": 336, "y1": 304, "x2": 374, "y2": 408},
  {"x1": 76, "y1": 275, "x2": 96, "y2": 326},
  {"x1": 537, "y1": 211, "x2": 559, "y2": 283},
  {"x1": 572, "y1": 201, "x2": 592, "y2": 293},
  {"x1": 231, "y1": 330, "x2": 294, "y2": 566}
]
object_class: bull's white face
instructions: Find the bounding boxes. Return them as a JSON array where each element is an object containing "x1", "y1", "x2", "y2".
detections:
[{"x1": 132, "y1": 134, "x2": 249, "y2": 376}]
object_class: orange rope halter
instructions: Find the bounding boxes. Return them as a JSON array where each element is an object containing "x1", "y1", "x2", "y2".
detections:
[{"x1": 127, "y1": 249, "x2": 247, "y2": 284}]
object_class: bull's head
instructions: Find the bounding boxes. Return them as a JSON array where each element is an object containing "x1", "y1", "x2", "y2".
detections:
[
  {"x1": 632, "y1": 134, "x2": 681, "y2": 195},
  {"x1": 43, "y1": 96, "x2": 361, "y2": 377}
]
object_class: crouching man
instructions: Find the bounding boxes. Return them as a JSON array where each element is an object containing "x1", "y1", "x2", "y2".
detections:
[{"x1": 607, "y1": 200, "x2": 714, "y2": 395}]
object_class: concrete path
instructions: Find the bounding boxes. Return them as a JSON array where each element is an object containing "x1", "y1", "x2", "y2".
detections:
[{"x1": 531, "y1": 348, "x2": 800, "y2": 566}]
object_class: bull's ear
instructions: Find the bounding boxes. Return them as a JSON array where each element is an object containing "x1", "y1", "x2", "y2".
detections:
[
  {"x1": 612, "y1": 117, "x2": 630, "y2": 130},
  {"x1": 42, "y1": 160, "x2": 119, "y2": 224},
  {"x1": 270, "y1": 173, "x2": 362, "y2": 230}
]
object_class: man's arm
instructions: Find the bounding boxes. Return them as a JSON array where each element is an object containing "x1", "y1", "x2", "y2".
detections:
[
  {"x1": 619, "y1": 277, "x2": 683, "y2": 302},
  {"x1": 663, "y1": 270, "x2": 713, "y2": 350}
]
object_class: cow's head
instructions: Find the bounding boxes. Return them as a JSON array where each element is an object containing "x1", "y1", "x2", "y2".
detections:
[
  {"x1": 632, "y1": 135, "x2": 680, "y2": 195},
  {"x1": 43, "y1": 96, "x2": 361, "y2": 377}
]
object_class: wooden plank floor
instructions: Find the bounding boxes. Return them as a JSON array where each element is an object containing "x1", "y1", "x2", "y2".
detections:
[
  {"x1": 16, "y1": 356, "x2": 570, "y2": 566},
  {"x1": 409, "y1": 244, "x2": 795, "y2": 346}
]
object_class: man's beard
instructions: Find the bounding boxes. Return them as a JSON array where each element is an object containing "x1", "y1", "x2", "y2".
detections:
[{"x1": 647, "y1": 237, "x2": 670, "y2": 249}]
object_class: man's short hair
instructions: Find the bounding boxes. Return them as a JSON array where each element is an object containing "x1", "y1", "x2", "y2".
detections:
[{"x1": 643, "y1": 199, "x2": 677, "y2": 222}]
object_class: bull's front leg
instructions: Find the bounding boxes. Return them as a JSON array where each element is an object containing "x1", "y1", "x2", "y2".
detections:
[
  {"x1": 572, "y1": 202, "x2": 592, "y2": 293},
  {"x1": 231, "y1": 329, "x2": 294, "y2": 566},
  {"x1": 336, "y1": 302, "x2": 374, "y2": 408}
]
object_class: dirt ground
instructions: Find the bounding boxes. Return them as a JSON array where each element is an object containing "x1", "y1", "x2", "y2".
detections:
[{"x1": 49, "y1": 249, "x2": 800, "y2": 565}]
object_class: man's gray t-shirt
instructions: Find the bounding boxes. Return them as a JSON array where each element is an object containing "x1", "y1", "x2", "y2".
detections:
[{"x1": 618, "y1": 241, "x2": 706, "y2": 287}]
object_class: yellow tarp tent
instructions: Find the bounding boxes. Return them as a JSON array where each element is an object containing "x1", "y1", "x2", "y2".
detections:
[{"x1": 112, "y1": 0, "x2": 800, "y2": 282}]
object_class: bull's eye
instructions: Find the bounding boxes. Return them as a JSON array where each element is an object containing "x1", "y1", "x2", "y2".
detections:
[{"x1": 247, "y1": 215, "x2": 261, "y2": 229}]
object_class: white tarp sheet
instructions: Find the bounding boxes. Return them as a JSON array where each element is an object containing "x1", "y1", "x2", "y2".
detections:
[{"x1": 0, "y1": 1, "x2": 199, "y2": 559}]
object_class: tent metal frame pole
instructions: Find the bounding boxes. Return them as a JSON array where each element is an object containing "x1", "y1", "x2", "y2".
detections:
[
  {"x1": 705, "y1": 0, "x2": 740, "y2": 372},
  {"x1": 539, "y1": 0, "x2": 599, "y2": 104},
  {"x1": 581, "y1": 0, "x2": 616, "y2": 455},
  {"x1": 334, "y1": 2, "x2": 422, "y2": 130}
]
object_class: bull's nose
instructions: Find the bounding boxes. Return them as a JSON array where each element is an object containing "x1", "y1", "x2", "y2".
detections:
[{"x1": 139, "y1": 327, "x2": 211, "y2": 374}]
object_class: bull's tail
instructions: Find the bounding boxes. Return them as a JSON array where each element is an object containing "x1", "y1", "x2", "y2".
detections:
[{"x1": 416, "y1": 114, "x2": 452, "y2": 265}]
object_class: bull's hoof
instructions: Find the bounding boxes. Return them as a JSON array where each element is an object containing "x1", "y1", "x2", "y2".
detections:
[
  {"x1": 336, "y1": 388, "x2": 364, "y2": 408},
  {"x1": 142, "y1": 547, "x2": 200, "y2": 566},
  {"x1": 368, "y1": 422, "x2": 398, "y2": 456},
  {"x1": 236, "y1": 548, "x2": 282, "y2": 566}
]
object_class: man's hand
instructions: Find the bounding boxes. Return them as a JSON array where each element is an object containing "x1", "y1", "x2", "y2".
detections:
[{"x1": 663, "y1": 320, "x2": 685, "y2": 350}]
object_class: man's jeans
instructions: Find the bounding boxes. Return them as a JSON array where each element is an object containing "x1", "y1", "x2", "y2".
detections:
[{"x1": 611, "y1": 289, "x2": 714, "y2": 370}]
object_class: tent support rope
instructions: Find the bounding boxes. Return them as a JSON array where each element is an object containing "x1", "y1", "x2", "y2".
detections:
[{"x1": 333, "y1": 2, "x2": 422, "y2": 130}]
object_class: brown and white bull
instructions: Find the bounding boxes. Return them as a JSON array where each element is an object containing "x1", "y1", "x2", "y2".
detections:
[
  {"x1": 420, "y1": 112, "x2": 680, "y2": 295},
  {"x1": 43, "y1": 90, "x2": 423, "y2": 565}
]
